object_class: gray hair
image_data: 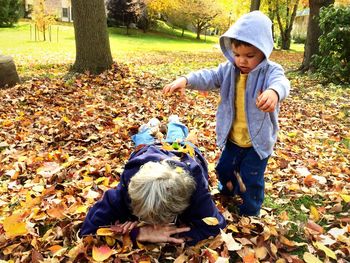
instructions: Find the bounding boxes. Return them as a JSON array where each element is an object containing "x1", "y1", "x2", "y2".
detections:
[{"x1": 128, "y1": 160, "x2": 196, "y2": 224}]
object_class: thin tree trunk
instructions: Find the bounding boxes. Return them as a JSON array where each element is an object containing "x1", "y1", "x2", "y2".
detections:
[
  {"x1": 299, "y1": 0, "x2": 334, "y2": 72},
  {"x1": 276, "y1": 0, "x2": 299, "y2": 50},
  {"x1": 250, "y1": 0, "x2": 261, "y2": 11},
  {"x1": 71, "y1": 0, "x2": 113, "y2": 74},
  {"x1": 196, "y1": 21, "x2": 201, "y2": 40}
]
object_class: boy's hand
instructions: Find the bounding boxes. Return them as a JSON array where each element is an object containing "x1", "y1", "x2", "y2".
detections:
[
  {"x1": 163, "y1": 77, "x2": 187, "y2": 98},
  {"x1": 137, "y1": 224, "x2": 190, "y2": 244},
  {"x1": 256, "y1": 89, "x2": 278, "y2": 112}
]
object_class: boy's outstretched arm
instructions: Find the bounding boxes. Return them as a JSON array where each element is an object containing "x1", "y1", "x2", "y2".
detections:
[{"x1": 163, "y1": 76, "x2": 187, "y2": 97}]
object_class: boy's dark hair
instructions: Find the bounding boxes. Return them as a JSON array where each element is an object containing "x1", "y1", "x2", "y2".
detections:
[{"x1": 230, "y1": 38, "x2": 252, "y2": 47}]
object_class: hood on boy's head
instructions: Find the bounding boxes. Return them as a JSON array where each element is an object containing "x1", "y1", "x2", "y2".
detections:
[{"x1": 220, "y1": 11, "x2": 274, "y2": 63}]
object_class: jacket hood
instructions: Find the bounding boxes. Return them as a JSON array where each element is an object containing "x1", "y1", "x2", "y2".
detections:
[{"x1": 219, "y1": 11, "x2": 274, "y2": 64}]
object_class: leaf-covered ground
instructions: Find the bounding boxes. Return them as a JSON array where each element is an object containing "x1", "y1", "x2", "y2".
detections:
[{"x1": 0, "y1": 50, "x2": 349, "y2": 262}]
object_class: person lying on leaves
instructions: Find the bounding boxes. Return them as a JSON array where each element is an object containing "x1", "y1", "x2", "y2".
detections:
[{"x1": 80, "y1": 115, "x2": 226, "y2": 246}]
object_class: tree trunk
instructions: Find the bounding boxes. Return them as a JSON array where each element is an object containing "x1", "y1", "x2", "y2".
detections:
[
  {"x1": 299, "y1": 0, "x2": 334, "y2": 72},
  {"x1": 250, "y1": 0, "x2": 261, "y2": 11},
  {"x1": 71, "y1": 0, "x2": 113, "y2": 74},
  {"x1": 276, "y1": 0, "x2": 299, "y2": 50},
  {"x1": 196, "y1": 22, "x2": 201, "y2": 40}
]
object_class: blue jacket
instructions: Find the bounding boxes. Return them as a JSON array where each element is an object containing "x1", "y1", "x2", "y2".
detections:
[
  {"x1": 186, "y1": 11, "x2": 290, "y2": 159},
  {"x1": 80, "y1": 144, "x2": 226, "y2": 245}
]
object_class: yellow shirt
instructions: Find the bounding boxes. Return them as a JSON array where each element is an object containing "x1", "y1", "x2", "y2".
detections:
[{"x1": 229, "y1": 73, "x2": 252, "y2": 147}]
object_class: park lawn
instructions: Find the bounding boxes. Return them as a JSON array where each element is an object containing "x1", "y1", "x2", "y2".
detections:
[
  {"x1": 0, "y1": 21, "x2": 217, "y2": 68},
  {"x1": 0, "y1": 21, "x2": 304, "y2": 79}
]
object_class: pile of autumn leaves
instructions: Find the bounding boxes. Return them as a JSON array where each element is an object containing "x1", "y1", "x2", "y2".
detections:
[{"x1": 0, "y1": 63, "x2": 349, "y2": 262}]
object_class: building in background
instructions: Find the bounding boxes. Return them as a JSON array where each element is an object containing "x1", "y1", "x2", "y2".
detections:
[
  {"x1": 291, "y1": 8, "x2": 309, "y2": 43},
  {"x1": 24, "y1": 0, "x2": 73, "y2": 22}
]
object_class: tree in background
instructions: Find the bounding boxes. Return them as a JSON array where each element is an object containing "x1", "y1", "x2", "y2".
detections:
[
  {"x1": 32, "y1": 0, "x2": 55, "y2": 41},
  {"x1": 311, "y1": 5, "x2": 349, "y2": 83},
  {"x1": 107, "y1": 0, "x2": 144, "y2": 34},
  {"x1": 250, "y1": 0, "x2": 261, "y2": 11},
  {"x1": 186, "y1": 0, "x2": 223, "y2": 39},
  {"x1": 71, "y1": 0, "x2": 113, "y2": 74},
  {"x1": 299, "y1": 0, "x2": 334, "y2": 72},
  {"x1": 0, "y1": 0, "x2": 21, "y2": 27},
  {"x1": 269, "y1": 0, "x2": 300, "y2": 50}
]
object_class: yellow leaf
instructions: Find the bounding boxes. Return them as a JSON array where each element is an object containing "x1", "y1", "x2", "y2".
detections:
[
  {"x1": 287, "y1": 131, "x2": 298, "y2": 138},
  {"x1": 303, "y1": 252, "x2": 323, "y2": 263},
  {"x1": 105, "y1": 164, "x2": 111, "y2": 174},
  {"x1": 62, "y1": 116, "x2": 70, "y2": 123},
  {"x1": 181, "y1": 144, "x2": 195, "y2": 157},
  {"x1": 255, "y1": 246, "x2": 268, "y2": 260},
  {"x1": 313, "y1": 242, "x2": 337, "y2": 259},
  {"x1": 92, "y1": 245, "x2": 113, "y2": 262},
  {"x1": 175, "y1": 166, "x2": 184, "y2": 174},
  {"x1": 202, "y1": 217, "x2": 219, "y2": 226},
  {"x1": 310, "y1": 206, "x2": 320, "y2": 221},
  {"x1": 96, "y1": 228, "x2": 114, "y2": 236},
  {"x1": 227, "y1": 224, "x2": 239, "y2": 233},
  {"x1": 105, "y1": 236, "x2": 116, "y2": 246},
  {"x1": 3, "y1": 213, "x2": 28, "y2": 238},
  {"x1": 340, "y1": 194, "x2": 350, "y2": 203},
  {"x1": 162, "y1": 143, "x2": 173, "y2": 151}
]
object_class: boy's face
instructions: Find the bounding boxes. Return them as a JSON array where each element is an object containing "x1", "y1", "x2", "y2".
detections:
[{"x1": 231, "y1": 44, "x2": 265, "y2": 74}]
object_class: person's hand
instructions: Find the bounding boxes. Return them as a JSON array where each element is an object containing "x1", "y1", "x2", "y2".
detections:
[
  {"x1": 256, "y1": 89, "x2": 278, "y2": 112},
  {"x1": 163, "y1": 77, "x2": 187, "y2": 98},
  {"x1": 112, "y1": 220, "x2": 139, "y2": 234},
  {"x1": 137, "y1": 224, "x2": 190, "y2": 244}
]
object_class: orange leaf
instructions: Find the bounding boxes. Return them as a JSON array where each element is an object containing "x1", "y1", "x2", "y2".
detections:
[
  {"x1": 243, "y1": 252, "x2": 256, "y2": 263},
  {"x1": 92, "y1": 245, "x2": 113, "y2": 262},
  {"x1": 47, "y1": 203, "x2": 67, "y2": 219},
  {"x1": 279, "y1": 236, "x2": 296, "y2": 247},
  {"x1": 48, "y1": 245, "x2": 64, "y2": 254},
  {"x1": 303, "y1": 174, "x2": 317, "y2": 187},
  {"x1": 3, "y1": 212, "x2": 29, "y2": 238}
]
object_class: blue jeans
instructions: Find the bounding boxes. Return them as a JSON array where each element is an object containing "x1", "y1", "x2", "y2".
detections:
[
  {"x1": 131, "y1": 121, "x2": 189, "y2": 146},
  {"x1": 216, "y1": 140, "x2": 269, "y2": 216}
]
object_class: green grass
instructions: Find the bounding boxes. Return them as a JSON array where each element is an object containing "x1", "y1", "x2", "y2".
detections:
[
  {"x1": 263, "y1": 194, "x2": 325, "y2": 225},
  {"x1": 0, "y1": 21, "x2": 219, "y2": 67}
]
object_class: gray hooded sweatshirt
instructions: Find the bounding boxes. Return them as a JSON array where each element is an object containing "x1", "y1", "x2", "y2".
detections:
[{"x1": 186, "y1": 11, "x2": 290, "y2": 159}]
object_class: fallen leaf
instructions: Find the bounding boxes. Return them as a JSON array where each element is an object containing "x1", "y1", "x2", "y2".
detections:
[
  {"x1": 340, "y1": 194, "x2": 350, "y2": 203},
  {"x1": 305, "y1": 220, "x2": 324, "y2": 234},
  {"x1": 310, "y1": 206, "x2": 320, "y2": 221},
  {"x1": 92, "y1": 245, "x2": 113, "y2": 262},
  {"x1": 313, "y1": 241, "x2": 337, "y2": 260},
  {"x1": 255, "y1": 246, "x2": 268, "y2": 260},
  {"x1": 202, "y1": 217, "x2": 219, "y2": 226},
  {"x1": 303, "y1": 252, "x2": 322, "y2": 263},
  {"x1": 96, "y1": 228, "x2": 114, "y2": 236},
  {"x1": 220, "y1": 230, "x2": 242, "y2": 251},
  {"x1": 3, "y1": 212, "x2": 29, "y2": 238}
]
